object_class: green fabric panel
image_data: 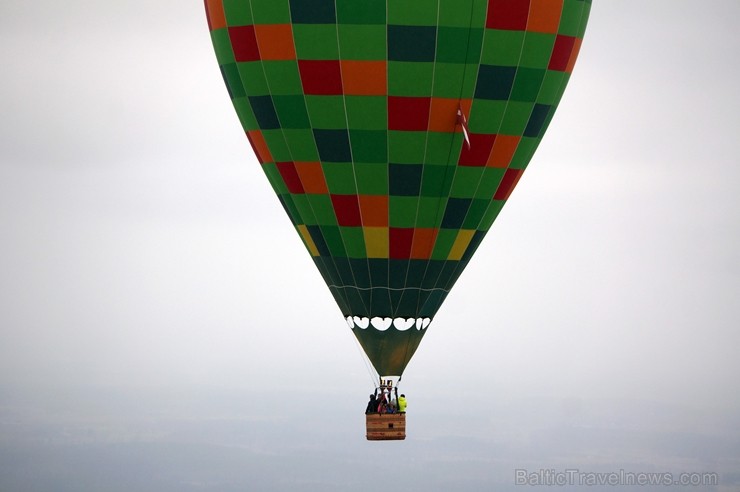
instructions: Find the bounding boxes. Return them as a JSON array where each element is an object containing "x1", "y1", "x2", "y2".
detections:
[
  {"x1": 468, "y1": 99, "x2": 506, "y2": 133},
  {"x1": 262, "y1": 163, "x2": 288, "y2": 194},
  {"x1": 322, "y1": 226, "x2": 347, "y2": 257},
  {"x1": 282, "y1": 129, "x2": 319, "y2": 161},
  {"x1": 559, "y1": 0, "x2": 586, "y2": 36},
  {"x1": 474, "y1": 168, "x2": 506, "y2": 199},
  {"x1": 272, "y1": 95, "x2": 310, "y2": 129},
  {"x1": 352, "y1": 325, "x2": 427, "y2": 377},
  {"x1": 436, "y1": 27, "x2": 484, "y2": 64},
  {"x1": 433, "y1": 62, "x2": 479, "y2": 98},
  {"x1": 305, "y1": 96, "x2": 346, "y2": 130},
  {"x1": 416, "y1": 196, "x2": 447, "y2": 228},
  {"x1": 388, "y1": 131, "x2": 427, "y2": 164},
  {"x1": 421, "y1": 165, "x2": 454, "y2": 197},
  {"x1": 537, "y1": 71, "x2": 567, "y2": 105},
  {"x1": 577, "y1": 2, "x2": 592, "y2": 37},
  {"x1": 341, "y1": 227, "x2": 367, "y2": 258},
  {"x1": 498, "y1": 101, "x2": 535, "y2": 135},
  {"x1": 236, "y1": 62, "x2": 269, "y2": 96},
  {"x1": 430, "y1": 229, "x2": 458, "y2": 260},
  {"x1": 462, "y1": 199, "x2": 490, "y2": 229},
  {"x1": 480, "y1": 30, "x2": 524, "y2": 66},
  {"x1": 211, "y1": 29, "x2": 235, "y2": 64},
  {"x1": 250, "y1": 0, "x2": 290, "y2": 23},
  {"x1": 280, "y1": 195, "x2": 301, "y2": 224},
  {"x1": 354, "y1": 163, "x2": 388, "y2": 194},
  {"x1": 519, "y1": 33, "x2": 556, "y2": 69},
  {"x1": 322, "y1": 162, "x2": 357, "y2": 194},
  {"x1": 307, "y1": 194, "x2": 337, "y2": 226},
  {"x1": 345, "y1": 96, "x2": 386, "y2": 131},
  {"x1": 337, "y1": 25, "x2": 386, "y2": 59},
  {"x1": 232, "y1": 97, "x2": 258, "y2": 131},
  {"x1": 388, "y1": 25, "x2": 437, "y2": 62},
  {"x1": 289, "y1": 0, "x2": 336, "y2": 24},
  {"x1": 291, "y1": 194, "x2": 314, "y2": 224},
  {"x1": 221, "y1": 63, "x2": 245, "y2": 99},
  {"x1": 389, "y1": 196, "x2": 419, "y2": 228},
  {"x1": 479, "y1": 200, "x2": 506, "y2": 231},
  {"x1": 449, "y1": 167, "x2": 485, "y2": 198},
  {"x1": 438, "y1": 0, "x2": 485, "y2": 28},
  {"x1": 336, "y1": 0, "x2": 386, "y2": 25},
  {"x1": 262, "y1": 61, "x2": 303, "y2": 95},
  {"x1": 260, "y1": 129, "x2": 291, "y2": 161},
  {"x1": 350, "y1": 130, "x2": 387, "y2": 163},
  {"x1": 348, "y1": 259, "x2": 371, "y2": 288},
  {"x1": 509, "y1": 136, "x2": 539, "y2": 170},
  {"x1": 430, "y1": 64, "x2": 465, "y2": 102},
  {"x1": 425, "y1": 132, "x2": 462, "y2": 165},
  {"x1": 293, "y1": 24, "x2": 340, "y2": 59},
  {"x1": 222, "y1": 0, "x2": 252, "y2": 25},
  {"x1": 388, "y1": 62, "x2": 434, "y2": 97},
  {"x1": 511, "y1": 68, "x2": 546, "y2": 103},
  {"x1": 388, "y1": 0, "x2": 438, "y2": 26}
]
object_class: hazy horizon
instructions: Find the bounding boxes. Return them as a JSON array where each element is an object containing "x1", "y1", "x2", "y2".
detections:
[{"x1": 1, "y1": 1, "x2": 739, "y2": 490}]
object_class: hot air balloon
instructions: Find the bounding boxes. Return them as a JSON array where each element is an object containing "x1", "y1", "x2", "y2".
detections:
[{"x1": 204, "y1": 0, "x2": 590, "y2": 439}]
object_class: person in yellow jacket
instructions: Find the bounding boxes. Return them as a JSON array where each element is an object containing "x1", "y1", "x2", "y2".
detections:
[{"x1": 397, "y1": 394, "x2": 407, "y2": 413}]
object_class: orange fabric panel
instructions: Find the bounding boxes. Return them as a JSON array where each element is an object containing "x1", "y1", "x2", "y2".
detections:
[
  {"x1": 247, "y1": 130, "x2": 272, "y2": 164},
  {"x1": 359, "y1": 195, "x2": 389, "y2": 227},
  {"x1": 294, "y1": 162, "x2": 328, "y2": 194},
  {"x1": 487, "y1": 135, "x2": 520, "y2": 168},
  {"x1": 255, "y1": 24, "x2": 296, "y2": 60},
  {"x1": 527, "y1": 0, "x2": 563, "y2": 34},
  {"x1": 410, "y1": 228, "x2": 438, "y2": 260},
  {"x1": 565, "y1": 37, "x2": 583, "y2": 73},
  {"x1": 428, "y1": 98, "x2": 471, "y2": 133},
  {"x1": 205, "y1": 0, "x2": 226, "y2": 30},
  {"x1": 340, "y1": 61, "x2": 387, "y2": 96}
]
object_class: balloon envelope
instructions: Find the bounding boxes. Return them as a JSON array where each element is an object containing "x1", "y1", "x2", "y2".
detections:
[{"x1": 205, "y1": 0, "x2": 591, "y2": 376}]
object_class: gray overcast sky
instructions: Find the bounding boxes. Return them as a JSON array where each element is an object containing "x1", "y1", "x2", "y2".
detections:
[
  {"x1": 1, "y1": 0, "x2": 739, "y2": 424},
  {"x1": 2, "y1": 1, "x2": 740, "y2": 491}
]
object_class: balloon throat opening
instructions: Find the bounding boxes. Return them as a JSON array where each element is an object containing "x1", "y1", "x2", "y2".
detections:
[{"x1": 346, "y1": 316, "x2": 431, "y2": 331}]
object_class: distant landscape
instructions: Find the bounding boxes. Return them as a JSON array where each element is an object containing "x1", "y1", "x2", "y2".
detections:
[{"x1": 2, "y1": 384, "x2": 737, "y2": 492}]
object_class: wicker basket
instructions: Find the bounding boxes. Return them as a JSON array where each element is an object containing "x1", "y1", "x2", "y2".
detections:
[{"x1": 365, "y1": 413, "x2": 406, "y2": 440}]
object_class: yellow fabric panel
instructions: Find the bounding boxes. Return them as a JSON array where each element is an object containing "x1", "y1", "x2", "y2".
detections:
[
  {"x1": 448, "y1": 229, "x2": 476, "y2": 261},
  {"x1": 363, "y1": 227, "x2": 389, "y2": 258},
  {"x1": 297, "y1": 225, "x2": 319, "y2": 257}
]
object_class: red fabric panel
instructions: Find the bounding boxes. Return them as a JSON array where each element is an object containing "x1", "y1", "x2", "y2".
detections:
[
  {"x1": 331, "y1": 194, "x2": 362, "y2": 226},
  {"x1": 228, "y1": 25, "x2": 260, "y2": 62},
  {"x1": 298, "y1": 60, "x2": 343, "y2": 95},
  {"x1": 458, "y1": 133, "x2": 497, "y2": 166},
  {"x1": 276, "y1": 162, "x2": 305, "y2": 194},
  {"x1": 486, "y1": 0, "x2": 531, "y2": 30},
  {"x1": 389, "y1": 228, "x2": 414, "y2": 259},
  {"x1": 388, "y1": 96, "x2": 431, "y2": 131},
  {"x1": 549, "y1": 35, "x2": 576, "y2": 72},
  {"x1": 494, "y1": 168, "x2": 523, "y2": 200}
]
